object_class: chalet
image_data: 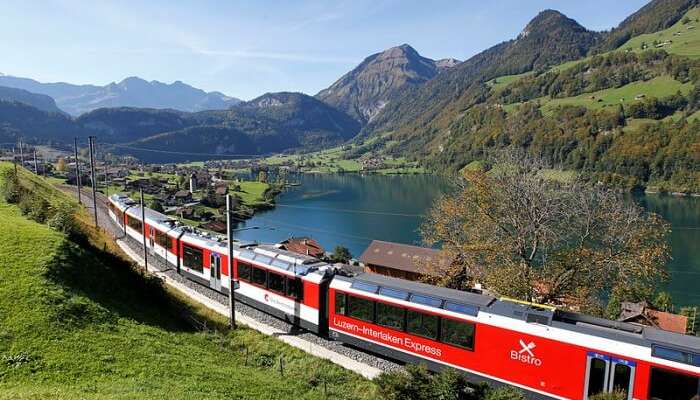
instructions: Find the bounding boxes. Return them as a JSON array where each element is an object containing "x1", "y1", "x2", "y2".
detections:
[
  {"x1": 279, "y1": 237, "x2": 325, "y2": 258},
  {"x1": 173, "y1": 190, "x2": 193, "y2": 205},
  {"x1": 359, "y1": 240, "x2": 452, "y2": 281},
  {"x1": 618, "y1": 301, "x2": 688, "y2": 334}
]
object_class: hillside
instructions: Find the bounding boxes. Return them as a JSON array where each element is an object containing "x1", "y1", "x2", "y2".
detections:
[
  {"x1": 593, "y1": 0, "x2": 699, "y2": 52},
  {"x1": 0, "y1": 85, "x2": 64, "y2": 114},
  {"x1": 316, "y1": 44, "x2": 457, "y2": 124},
  {"x1": 0, "y1": 75, "x2": 240, "y2": 116},
  {"x1": 0, "y1": 163, "x2": 375, "y2": 399},
  {"x1": 110, "y1": 92, "x2": 361, "y2": 162},
  {"x1": 0, "y1": 101, "x2": 80, "y2": 144},
  {"x1": 354, "y1": 3, "x2": 700, "y2": 193}
]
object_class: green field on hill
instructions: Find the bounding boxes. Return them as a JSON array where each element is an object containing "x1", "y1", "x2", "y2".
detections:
[
  {"x1": 622, "y1": 7, "x2": 700, "y2": 59},
  {"x1": 0, "y1": 163, "x2": 374, "y2": 400},
  {"x1": 542, "y1": 75, "x2": 694, "y2": 114}
]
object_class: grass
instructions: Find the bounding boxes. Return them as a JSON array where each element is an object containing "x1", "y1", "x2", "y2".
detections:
[
  {"x1": 0, "y1": 163, "x2": 375, "y2": 400},
  {"x1": 622, "y1": 7, "x2": 700, "y2": 59},
  {"x1": 541, "y1": 75, "x2": 694, "y2": 115},
  {"x1": 233, "y1": 180, "x2": 272, "y2": 206},
  {"x1": 486, "y1": 72, "x2": 533, "y2": 92}
]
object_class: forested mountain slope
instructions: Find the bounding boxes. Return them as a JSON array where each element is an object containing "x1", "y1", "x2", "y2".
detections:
[
  {"x1": 356, "y1": 3, "x2": 700, "y2": 193},
  {"x1": 364, "y1": 10, "x2": 601, "y2": 137}
]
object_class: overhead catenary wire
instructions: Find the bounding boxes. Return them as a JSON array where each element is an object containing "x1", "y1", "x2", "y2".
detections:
[
  {"x1": 109, "y1": 143, "x2": 268, "y2": 158},
  {"x1": 273, "y1": 203, "x2": 425, "y2": 218}
]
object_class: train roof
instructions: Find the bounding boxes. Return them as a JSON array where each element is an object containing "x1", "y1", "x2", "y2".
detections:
[{"x1": 238, "y1": 245, "x2": 330, "y2": 277}]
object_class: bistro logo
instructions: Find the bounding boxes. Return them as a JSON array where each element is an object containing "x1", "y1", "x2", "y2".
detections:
[{"x1": 510, "y1": 339, "x2": 542, "y2": 366}]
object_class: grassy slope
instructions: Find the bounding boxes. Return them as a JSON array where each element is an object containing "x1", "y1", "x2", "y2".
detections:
[
  {"x1": 542, "y1": 75, "x2": 694, "y2": 114},
  {"x1": 0, "y1": 163, "x2": 375, "y2": 400},
  {"x1": 622, "y1": 7, "x2": 700, "y2": 59},
  {"x1": 492, "y1": 7, "x2": 700, "y2": 118}
]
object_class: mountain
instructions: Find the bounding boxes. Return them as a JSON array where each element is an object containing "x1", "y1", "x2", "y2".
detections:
[
  {"x1": 0, "y1": 101, "x2": 80, "y2": 144},
  {"x1": 109, "y1": 92, "x2": 361, "y2": 162},
  {"x1": 0, "y1": 86, "x2": 65, "y2": 114},
  {"x1": 0, "y1": 75, "x2": 241, "y2": 116},
  {"x1": 76, "y1": 107, "x2": 194, "y2": 143},
  {"x1": 316, "y1": 44, "x2": 458, "y2": 124},
  {"x1": 365, "y1": 10, "x2": 601, "y2": 139}
]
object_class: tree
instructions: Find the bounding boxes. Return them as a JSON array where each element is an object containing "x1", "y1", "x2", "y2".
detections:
[
  {"x1": 149, "y1": 199, "x2": 164, "y2": 213},
  {"x1": 258, "y1": 170, "x2": 268, "y2": 183},
  {"x1": 420, "y1": 151, "x2": 670, "y2": 313},
  {"x1": 56, "y1": 157, "x2": 66, "y2": 172},
  {"x1": 330, "y1": 246, "x2": 352, "y2": 263}
]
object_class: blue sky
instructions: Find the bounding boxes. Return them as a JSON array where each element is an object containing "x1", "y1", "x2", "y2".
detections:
[{"x1": 0, "y1": 0, "x2": 648, "y2": 100}]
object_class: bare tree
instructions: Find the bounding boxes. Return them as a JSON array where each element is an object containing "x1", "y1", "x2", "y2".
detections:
[{"x1": 421, "y1": 150, "x2": 670, "y2": 313}]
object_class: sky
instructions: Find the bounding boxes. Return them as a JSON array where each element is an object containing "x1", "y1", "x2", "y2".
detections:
[{"x1": 0, "y1": 0, "x2": 649, "y2": 100}]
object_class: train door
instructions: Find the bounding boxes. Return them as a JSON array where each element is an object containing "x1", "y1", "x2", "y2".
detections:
[
  {"x1": 148, "y1": 227, "x2": 155, "y2": 250},
  {"x1": 583, "y1": 352, "x2": 635, "y2": 400},
  {"x1": 210, "y1": 254, "x2": 222, "y2": 291}
]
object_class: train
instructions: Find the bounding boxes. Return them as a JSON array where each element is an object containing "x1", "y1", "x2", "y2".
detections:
[{"x1": 108, "y1": 194, "x2": 700, "y2": 400}]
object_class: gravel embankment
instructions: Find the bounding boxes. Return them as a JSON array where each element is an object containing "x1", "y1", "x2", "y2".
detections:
[{"x1": 57, "y1": 186, "x2": 403, "y2": 373}]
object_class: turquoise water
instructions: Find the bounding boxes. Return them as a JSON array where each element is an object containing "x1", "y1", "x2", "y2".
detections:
[{"x1": 233, "y1": 174, "x2": 700, "y2": 307}]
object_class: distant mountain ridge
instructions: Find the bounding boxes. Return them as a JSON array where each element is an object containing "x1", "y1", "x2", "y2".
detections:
[
  {"x1": 316, "y1": 44, "x2": 459, "y2": 124},
  {"x1": 0, "y1": 75, "x2": 241, "y2": 116}
]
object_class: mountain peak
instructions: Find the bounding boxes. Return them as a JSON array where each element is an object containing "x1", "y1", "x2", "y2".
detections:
[
  {"x1": 316, "y1": 44, "x2": 445, "y2": 124},
  {"x1": 520, "y1": 9, "x2": 586, "y2": 39}
]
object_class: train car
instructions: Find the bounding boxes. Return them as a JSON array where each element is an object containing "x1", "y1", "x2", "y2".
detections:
[
  {"x1": 233, "y1": 245, "x2": 333, "y2": 334},
  {"x1": 107, "y1": 194, "x2": 133, "y2": 230},
  {"x1": 328, "y1": 273, "x2": 700, "y2": 400}
]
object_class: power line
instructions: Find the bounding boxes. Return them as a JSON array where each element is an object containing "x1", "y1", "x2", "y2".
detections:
[
  {"x1": 274, "y1": 203, "x2": 425, "y2": 217},
  {"x1": 109, "y1": 143, "x2": 268, "y2": 158},
  {"x1": 253, "y1": 216, "x2": 378, "y2": 244}
]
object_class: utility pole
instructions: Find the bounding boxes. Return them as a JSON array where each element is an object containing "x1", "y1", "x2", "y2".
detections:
[
  {"x1": 140, "y1": 188, "x2": 149, "y2": 271},
  {"x1": 33, "y1": 149, "x2": 38, "y2": 174},
  {"x1": 226, "y1": 194, "x2": 237, "y2": 329},
  {"x1": 74, "y1": 138, "x2": 82, "y2": 204},
  {"x1": 104, "y1": 163, "x2": 109, "y2": 197},
  {"x1": 18, "y1": 139, "x2": 24, "y2": 166},
  {"x1": 88, "y1": 136, "x2": 98, "y2": 228}
]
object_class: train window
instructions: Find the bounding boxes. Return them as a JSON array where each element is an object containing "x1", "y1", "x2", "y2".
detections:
[
  {"x1": 444, "y1": 302, "x2": 479, "y2": 317},
  {"x1": 378, "y1": 287, "x2": 409, "y2": 300},
  {"x1": 441, "y1": 318, "x2": 475, "y2": 350},
  {"x1": 376, "y1": 302, "x2": 405, "y2": 331},
  {"x1": 268, "y1": 272, "x2": 285, "y2": 294},
  {"x1": 237, "y1": 262, "x2": 251, "y2": 282},
  {"x1": 406, "y1": 310, "x2": 438, "y2": 340},
  {"x1": 182, "y1": 245, "x2": 203, "y2": 273},
  {"x1": 652, "y1": 345, "x2": 700, "y2": 367},
  {"x1": 351, "y1": 281, "x2": 379, "y2": 294},
  {"x1": 252, "y1": 267, "x2": 267, "y2": 286},
  {"x1": 155, "y1": 230, "x2": 169, "y2": 248},
  {"x1": 410, "y1": 294, "x2": 443, "y2": 308},
  {"x1": 347, "y1": 295, "x2": 374, "y2": 322},
  {"x1": 648, "y1": 367, "x2": 699, "y2": 400},
  {"x1": 335, "y1": 292, "x2": 347, "y2": 315},
  {"x1": 126, "y1": 216, "x2": 143, "y2": 233},
  {"x1": 286, "y1": 277, "x2": 303, "y2": 301}
]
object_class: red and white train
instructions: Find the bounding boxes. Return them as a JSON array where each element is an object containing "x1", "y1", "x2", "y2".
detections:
[{"x1": 109, "y1": 194, "x2": 700, "y2": 400}]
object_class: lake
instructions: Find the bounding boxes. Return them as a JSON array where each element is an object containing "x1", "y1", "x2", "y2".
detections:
[{"x1": 233, "y1": 173, "x2": 700, "y2": 307}]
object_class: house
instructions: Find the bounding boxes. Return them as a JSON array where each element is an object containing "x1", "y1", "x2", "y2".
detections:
[
  {"x1": 279, "y1": 237, "x2": 325, "y2": 258},
  {"x1": 618, "y1": 301, "x2": 688, "y2": 334},
  {"x1": 201, "y1": 220, "x2": 227, "y2": 233},
  {"x1": 173, "y1": 190, "x2": 193, "y2": 205},
  {"x1": 359, "y1": 240, "x2": 452, "y2": 281}
]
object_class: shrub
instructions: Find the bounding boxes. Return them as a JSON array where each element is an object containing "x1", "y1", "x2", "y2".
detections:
[
  {"x1": 484, "y1": 386, "x2": 526, "y2": 400},
  {"x1": 589, "y1": 391, "x2": 627, "y2": 400},
  {"x1": 47, "y1": 203, "x2": 77, "y2": 235},
  {"x1": 376, "y1": 364, "x2": 484, "y2": 400},
  {"x1": 0, "y1": 169, "x2": 21, "y2": 203}
]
